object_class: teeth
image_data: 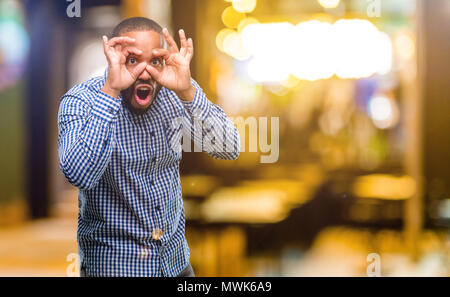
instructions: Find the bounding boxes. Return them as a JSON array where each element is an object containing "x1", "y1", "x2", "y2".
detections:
[{"x1": 138, "y1": 87, "x2": 150, "y2": 91}]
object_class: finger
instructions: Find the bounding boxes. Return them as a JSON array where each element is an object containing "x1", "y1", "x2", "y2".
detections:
[
  {"x1": 179, "y1": 29, "x2": 188, "y2": 48},
  {"x1": 129, "y1": 62, "x2": 147, "y2": 80},
  {"x1": 108, "y1": 36, "x2": 136, "y2": 47},
  {"x1": 186, "y1": 38, "x2": 194, "y2": 61},
  {"x1": 162, "y1": 27, "x2": 179, "y2": 53},
  {"x1": 179, "y1": 29, "x2": 188, "y2": 56},
  {"x1": 152, "y1": 48, "x2": 170, "y2": 60},
  {"x1": 123, "y1": 47, "x2": 143, "y2": 57},
  {"x1": 114, "y1": 43, "x2": 123, "y2": 53},
  {"x1": 146, "y1": 64, "x2": 163, "y2": 82},
  {"x1": 102, "y1": 36, "x2": 109, "y2": 55},
  {"x1": 103, "y1": 36, "x2": 113, "y2": 61}
]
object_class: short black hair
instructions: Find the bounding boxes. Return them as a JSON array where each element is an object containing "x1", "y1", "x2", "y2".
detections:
[{"x1": 111, "y1": 17, "x2": 163, "y2": 38}]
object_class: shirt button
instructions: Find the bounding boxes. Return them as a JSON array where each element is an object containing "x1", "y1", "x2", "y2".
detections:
[
  {"x1": 156, "y1": 205, "x2": 161, "y2": 211},
  {"x1": 152, "y1": 157, "x2": 157, "y2": 162},
  {"x1": 108, "y1": 108, "x2": 115, "y2": 114},
  {"x1": 152, "y1": 228, "x2": 163, "y2": 241},
  {"x1": 150, "y1": 180, "x2": 154, "y2": 185},
  {"x1": 150, "y1": 131, "x2": 155, "y2": 137}
]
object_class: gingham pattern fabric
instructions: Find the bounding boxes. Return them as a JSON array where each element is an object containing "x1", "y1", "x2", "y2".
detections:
[{"x1": 57, "y1": 72, "x2": 240, "y2": 277}]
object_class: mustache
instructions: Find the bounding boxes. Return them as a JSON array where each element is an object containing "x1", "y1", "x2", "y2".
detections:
[{"x1": 134, "y1": 80, "x2": 155, "y2": 87}]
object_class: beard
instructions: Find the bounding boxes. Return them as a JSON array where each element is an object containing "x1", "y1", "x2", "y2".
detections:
[{"x1": 120, "y1": 79, "x2": 162, "y2": 115}]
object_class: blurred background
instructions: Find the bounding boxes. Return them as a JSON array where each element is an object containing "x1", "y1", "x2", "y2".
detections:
[{"x1": 0, "y1": 0, "x2": 449, "y2": 276}]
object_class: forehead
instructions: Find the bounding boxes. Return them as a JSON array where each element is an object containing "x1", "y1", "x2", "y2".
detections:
[{"x1": 120, "y1": 30, "x2": 164, "y2": 55}]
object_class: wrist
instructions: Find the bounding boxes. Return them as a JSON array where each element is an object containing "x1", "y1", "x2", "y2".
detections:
[
  {"x1": 175, "y1": 84, "x2": 195, "y2": 102},
  {"x1": 101, "y1": 82, "x2": 120, "y2": 99}
]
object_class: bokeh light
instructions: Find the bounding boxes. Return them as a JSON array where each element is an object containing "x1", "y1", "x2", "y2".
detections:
[
  {"x1": 333, "y1": 19, "x2": 392, "y2": 78},
  {"x1": 394, "y1": 31, "x2": 415, "y2": 60},
  {"x1": 222, "y1": 6, "x2": 246, "y2": 29},
  {"x1": 0, "y1": 20, "x2": 29, "y2": 65},
  {"x1": 0, "y1": 0, "x2": 29, "y2": 90},
  {"x1": 237, "y1": 17, "x2": 259, "y2": 33},
  {"x1": 236, "y1": 19, "x2": 393, "y2": 83},
  {"x1": 223, "y1": 31, "x2": 251, "y2": 61},
  {"x1": 232, "y1": 0, "x2": 257, "y2": 13},
  {"x1": 216, "y1": 28, "x2": 236, "y2": 53},
  {"x1": 353, "y1": 174, "x2": 416, "y2": 200},
  {"x1": 242, "y1": 22, "x2": 294, "y2": 82},
  {"x1": 368, "y1": 94, "x2": 399, "y2": 129},
  {"x1": 317, "y1": 0, "x2": 340, "y2": 9},
  {"x1": 291, "y1": 20, "x2": 335, "y2": 81}
]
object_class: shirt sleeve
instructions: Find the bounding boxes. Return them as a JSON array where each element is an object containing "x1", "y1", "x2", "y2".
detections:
[
  {"x1": 57, "y1": 90, "x2": 120, "y2": 190},
  {"x1": 178, "y1": 79, "x2": 240, "y2": 160}
]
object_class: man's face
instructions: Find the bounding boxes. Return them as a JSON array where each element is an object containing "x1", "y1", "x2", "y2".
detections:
[{"x1": 119, "y1": 30, "x2": 165, "y2": 114}]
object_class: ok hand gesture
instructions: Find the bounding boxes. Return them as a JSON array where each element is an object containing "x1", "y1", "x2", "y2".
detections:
[
  {"x1": 146, "y1": 28, "x2": 195, "y2": 101},
  {"x1": 101, "y1": 36, "x2": 147, "y2": 98}
]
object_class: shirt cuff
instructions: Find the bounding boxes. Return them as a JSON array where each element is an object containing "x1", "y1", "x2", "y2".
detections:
[
  {"x1": 91, "y1": 91, "x2": 121, "y2": 122},
  {"x1": 180, "y1": 80, "x2": 211, "y2": 121}
]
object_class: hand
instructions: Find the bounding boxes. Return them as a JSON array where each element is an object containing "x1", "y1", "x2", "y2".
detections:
[
  {"x1": 146, "y1": 28, "x2": 195, "y2": 101},
  {"x1": 101, "y1": 36, "x2": 147, "y2": 98}
]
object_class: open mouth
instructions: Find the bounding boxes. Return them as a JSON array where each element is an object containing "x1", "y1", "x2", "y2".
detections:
[{"x1": 134, "y1": 84, "x2": 153, "y2": 106}]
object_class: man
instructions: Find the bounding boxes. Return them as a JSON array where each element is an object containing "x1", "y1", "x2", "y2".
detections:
[{"x1": 57, "y1": 17, "x2": 240, "y2": 277}]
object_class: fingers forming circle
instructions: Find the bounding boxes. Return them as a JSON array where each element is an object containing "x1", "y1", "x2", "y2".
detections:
[{"x1": 163, "y1": 28, "x2": 179, "y2": 53}]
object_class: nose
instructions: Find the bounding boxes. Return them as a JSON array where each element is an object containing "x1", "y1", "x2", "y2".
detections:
[{"x1": 138, "y1": 68, "x2": 151, "y2": 81}]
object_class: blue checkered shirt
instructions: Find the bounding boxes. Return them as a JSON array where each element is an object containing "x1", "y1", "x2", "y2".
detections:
[{"x1": 57, "y1": 72, "x2": 240, "y2": 277}]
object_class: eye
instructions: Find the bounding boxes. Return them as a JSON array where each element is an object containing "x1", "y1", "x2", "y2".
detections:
[
  {"x1": 151, "y1": 58, "x2": 161, "y2": 66},
  {"x1": 127, "y1": 57, "x2": 137, "y2": 65}
]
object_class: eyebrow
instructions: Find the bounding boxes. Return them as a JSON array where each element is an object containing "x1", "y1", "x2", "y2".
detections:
[
  {"x1": 126, "y1": 50, "x2": 163, "y2": 62},
  {"x1": 126, "y1": 54, "x2": 138, "y2": 60}
]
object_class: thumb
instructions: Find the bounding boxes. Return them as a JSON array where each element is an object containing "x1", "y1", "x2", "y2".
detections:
[{"x1": 129, "y1": 62, "x2": 147, "y2": 79}]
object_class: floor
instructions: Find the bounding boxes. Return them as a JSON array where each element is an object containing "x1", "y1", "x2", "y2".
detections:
[
  {"x1": 0, "y1": 189, "x2": 448, "y2": 277},
  {"x1": 0, "y1": 217, "x2": 78, "y2": 276}
]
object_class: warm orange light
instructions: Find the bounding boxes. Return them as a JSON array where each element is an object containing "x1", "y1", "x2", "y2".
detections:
[
  {"x1": 232, "y1": 0, "x2": 257, "y2": 13},
  {"x1": 317, "y1": 0, "x2": 340, "y2": 9},
  {"x1": 237, "y1": 17, "x2": 259, "y2": 33},
  {"x1": 215, "y1": 28, "x2": 235, "y2": 53},
  {"x1": 353, "y1": 174, "x2": 416, "y2": 200},
  {"x1": 221, "y1": 6, "x2": 246, "y2": 29}
]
